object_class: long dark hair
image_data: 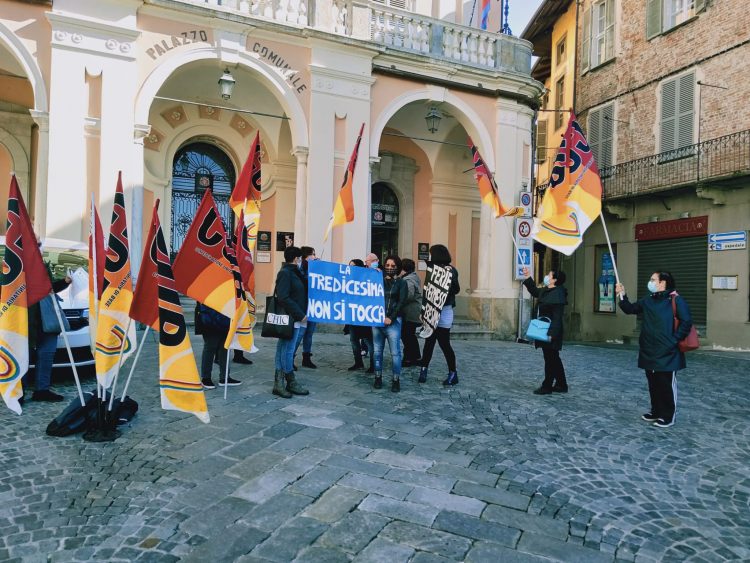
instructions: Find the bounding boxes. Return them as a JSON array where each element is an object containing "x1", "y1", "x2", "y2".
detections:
[
  {"x1": 429, "y1": 244, "x2": 451, "y2": 265},
  {"x1": 551, "y1": 270, "x2": 566, "y2": 286},
  {"x1": 656, "y1": 271, "x2": 676, "y2": 291}
]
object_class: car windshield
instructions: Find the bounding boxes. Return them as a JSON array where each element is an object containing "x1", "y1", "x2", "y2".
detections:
[{"x1": 42, "y1": 247, "x2": 88, "y2": 279}]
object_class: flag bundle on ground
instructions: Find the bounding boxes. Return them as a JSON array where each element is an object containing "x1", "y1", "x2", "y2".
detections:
[
  {"x1": 0, "y1": 177, "x2": 51, "y2": 414},
  {"x1": 94, "y1": 173, "x2": 137, "y2": 388},
  {"x1": 531, "y1": 112, "x2": 603, "y2": 255},
  {"x1": 230, "y1": 132, "x2": 262, "y2": 253},
  {"x1": 172, "y1": 190, "x2": 235, "y2": 318},
  {"x1": 136, "y1": 202, "x2": 209, "y2": 423},
  {"x1": 325, "y1": 123, "x2": 364, "y2": 241},
  {"x1": 468, "y1": 137, "x2": 523, "y2": 218}
]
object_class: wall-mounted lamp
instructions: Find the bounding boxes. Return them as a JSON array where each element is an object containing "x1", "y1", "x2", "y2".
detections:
[
  {"x1": 680, "y1": 211, "x2": 690, "y2": 219},
  {"x1": 218, "y1": 68, "x2": 236, "y2": 100},
  {"x1": 425, "y1": 106, "x2": 442, "y2": 134}
]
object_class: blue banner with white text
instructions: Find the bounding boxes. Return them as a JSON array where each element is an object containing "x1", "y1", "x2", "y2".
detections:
[{"x1": 307, "y1": 260, "x2": 385, "y2": 326}]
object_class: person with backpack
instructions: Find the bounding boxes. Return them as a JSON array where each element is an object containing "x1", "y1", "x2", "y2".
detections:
[
  {"x1": 399, "y1": 258, "x2": 422, "y2": 367},
  {"x1": 197, "y1": 303, "x2": 241, "y2": 389},
  {"x1": 616, "y1": 272, "x2": 693, "y2": 428}
]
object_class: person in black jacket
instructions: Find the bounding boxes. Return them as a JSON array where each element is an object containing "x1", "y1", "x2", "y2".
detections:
[
  {"x1": 272, "y1": 246, "x2": 309, "y2": 398},
  {"x1": 419, "y1": 245, "x2": 461, "y2": 386},
  {"x1": 522, "y1": 267, "x2": 568, "y2": 395},
  {"x1": 197, "y1": 304, "x2": 241, "y2": 389},
  {"x1": 616, "y1": 272, "x2": 693, "y2": 428},
  {"x1": 373, "y1": 255, "x2": 407, "y2": 392},
  {"x1": 345, "y1": 258, "x2": 374, "y2": 373}
]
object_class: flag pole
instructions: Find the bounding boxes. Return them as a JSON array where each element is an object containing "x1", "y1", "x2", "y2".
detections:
[
  {"x1": 50, "y1": 293, "x2": 86, "y2": 404},
  {"x1": 107, "y1": 317, "x2": 132, "y2": 410},
  {"x1": 224, "y1": 347, "x2": 231, "y2": 400},
  {"x1": 118, "y1": 326, "x2": 150, "y2": 402},
  {"x1": 90, "y1": 194, "x2": 104, "y2": 404}
]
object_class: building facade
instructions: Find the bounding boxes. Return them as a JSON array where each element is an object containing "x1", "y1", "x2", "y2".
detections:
[
  {"x1": 527, "y1": 0, "x2": 749, "y2": 349},
  {"x1": 0, "y1": 0, "x2": 542, "y2": 337}
]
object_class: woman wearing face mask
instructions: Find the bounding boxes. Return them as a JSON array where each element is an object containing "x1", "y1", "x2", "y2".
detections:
[
  {"x1": 522, "y1": 267, "x2": 568, "y2": 395},
  {"x1": 373, "y1": 255, "x2": 407, "y2": 392},
  {"x1": 419, "y1": 245, "x2": 460, "y2": 386},
  {"x1": 615, "y1": 272, "x2": 693, "y2": 428},
  {"x1": 271, "y1": 246, "x2": 309, "y2": 398}
]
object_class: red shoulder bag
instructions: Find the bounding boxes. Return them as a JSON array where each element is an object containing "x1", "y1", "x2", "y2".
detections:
[{"x1": 671, "y1": 294, "x2": 699, "y2": 353}]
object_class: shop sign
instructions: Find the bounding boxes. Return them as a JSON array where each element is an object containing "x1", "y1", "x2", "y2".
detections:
[{"x1": 635, "y1": 216, "x2": 708, "y2": 241}]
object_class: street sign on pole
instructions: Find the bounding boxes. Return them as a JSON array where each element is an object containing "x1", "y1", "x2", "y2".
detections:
[
  {"x1": 708, "y1": 231, "x2": 746, "y2": 251},
  {"x1": 514, "y1": 218, "x2": 533, "y2": 280}
]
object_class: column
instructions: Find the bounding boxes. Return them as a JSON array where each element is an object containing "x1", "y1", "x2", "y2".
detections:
[
  {"x1": 29, "y1": 110, "x2": 49, "y2": 236},
  {"x1": 292, "y1": 146, "x2": 309, "y2": 240}
]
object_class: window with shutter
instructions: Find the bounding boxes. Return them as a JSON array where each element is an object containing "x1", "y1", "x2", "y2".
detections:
[
  {"x1": 581, "y1": 7, "x2": 591, "y2": 73},
  {"x1": 555, "y1": 76, "x2": 566, "y2": 129},
  {"x1": 537, "y1": 120, "x2": 548, "y2": 163},
  {"x1": 588, "y1": 103, "x2": 615, "y2": 172},
  {"x1": 649, "y1": 0, "x2": 706, "y2": 38},
  {"x1": 660, "y1": 72, "x2": 695, "y2": 159},
  {"x1": 584, "y1": 1, "x2": 615, "y2": 71}
]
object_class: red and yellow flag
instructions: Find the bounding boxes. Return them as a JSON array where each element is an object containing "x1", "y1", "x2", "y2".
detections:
[
  {"x1": 230, "y1": 132, "x2": 262, "y2": 252},
  {"x1": 95, "y1": 172, "x2": 137, "y2": 388},
  {"x1": 468, "y1": 137, "x2": 523, "y2": 218},
  {"x1": 532, "y1": 112, "x2": 603, "y2": 255},
  {"x1": 129, "y1": 201, "x2": 161, "y2": 331},
  {"x1": 0, "y1": 176, "x2": 51, "y2": 414},
  {"x1": 224, "y1": 211, "x2": 255, "y2": 353},
  {"x1": 325, "y1": 123, "x2": 364, "y2": 241},
  {"x1": 149, "y1": 202, "x2": 209, "y2": 423},
  {"x1": 88, "y1": 197, "x2": 105, "y2": 353},
  {"x1": 172, "y1": 189, "x2": 235, "y2": 318}
]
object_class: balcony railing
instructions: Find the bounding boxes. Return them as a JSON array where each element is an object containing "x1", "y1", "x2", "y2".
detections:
[
  {"x1": 601, "y1": 129, "x2": 750, "y2": 200},
  {"x1": 176, "y1": 0, "x2": 532, "y2": 74}
]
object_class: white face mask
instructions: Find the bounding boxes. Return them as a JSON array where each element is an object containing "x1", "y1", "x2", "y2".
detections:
[
  {"x1": 647, "y1": 280, "x2": 659, "y2": 293},
  {"x1": 543, "y1": 275, "x2": 551, "y2": 287},
  {"x1": 370, "y1": 261, "x2": 379, "y2": 269}
]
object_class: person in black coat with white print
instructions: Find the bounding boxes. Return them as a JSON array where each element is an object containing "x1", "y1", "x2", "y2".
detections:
[
  {"x1": 522, "y1": 266, "x2": 568, "y2": 395},
  {"x1": 616, "y1": 271, "x2": 693, "y2": 428}
]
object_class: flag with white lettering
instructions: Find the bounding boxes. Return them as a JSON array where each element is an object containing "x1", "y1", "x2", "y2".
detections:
[{"x1": 419, "y1": 263, "x2": 454, "y2": 339}]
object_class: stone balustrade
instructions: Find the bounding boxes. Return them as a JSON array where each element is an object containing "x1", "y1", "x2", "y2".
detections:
[{"x1": 182, "y1": 0, "x2": 532, "y2": 73}]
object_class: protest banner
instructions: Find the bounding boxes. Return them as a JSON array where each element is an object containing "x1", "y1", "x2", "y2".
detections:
[
  {"x1": 307, "y1": 260, "x2": 385, "y2": 326},
  {"x1": 419, "y1": 263, "x2": 454, "y2": 339}
]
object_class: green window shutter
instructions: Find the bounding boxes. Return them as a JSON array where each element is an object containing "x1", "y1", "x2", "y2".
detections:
[
  {"x1": 605, "y1": 0, "x2": 615, "y2": 61},
  {"x1": 695, "y1": 0, "x2": 707, "y2": 13},
  {"x1": 600, "y1": 104, "x2": 614, "y2": 169},
  {"x1": 676, "y1": 73, "x2": 695, "y2": 149},
  {"x1": 537, "y1": 119, "x2": 548, "y2": 163},
  {"x1": 646, "y1": 0, "x2": 663, "y2": 39},
  {"x1": 588, "y1": 108, "x2": 601, "y2": 160},
  {"x1": 581, "y1": 6, "x2": 591, "y2": 72},
  {"x1": 660, "y1": 77, "x2": 677, "y2": 153}
]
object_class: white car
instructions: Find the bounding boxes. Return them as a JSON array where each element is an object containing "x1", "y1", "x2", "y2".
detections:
[{"x1": 0, "y1": 236, "x2": 95, "y2": 372}]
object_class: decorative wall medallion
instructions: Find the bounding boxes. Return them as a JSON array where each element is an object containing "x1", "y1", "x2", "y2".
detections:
[
  {"x1": 143, "y1": 127, "x2": 164, "y2": 151},
  {"x1": 199, "y1": 105, "x2": 221, "y2": 120},
  {"x1": 54, "y1": 30, "x2": 67, "y2": 41},
  {"x1": 105, "y1": 39, "x2": 119, "y2": 50},
  {"x1": 230, "y1": 114, "x2": 252, "y2": 137},
  {"x1": 161, "y1": 105, "x2": 187, "y2": 129},
  {"x1": 120, "y1": 43, "x2": 132, "y2": 54},
  {"x1": 71, "y1": 33, "x2": 83, "y2": 44}
]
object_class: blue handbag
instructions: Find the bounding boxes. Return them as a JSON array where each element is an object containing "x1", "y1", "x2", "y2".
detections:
[
  {"x1": 40, "y1": 294, "x2": 70, "y2": 335},
  {"x1": 525, "y1": 317, "x2": 551, "y2": 342}
]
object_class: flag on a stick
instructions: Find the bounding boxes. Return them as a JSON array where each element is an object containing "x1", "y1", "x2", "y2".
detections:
[
  {"x1": 468, "y1": 138, "x2": 523, "y2": 218},
  {"x1": 147, "y1": 201, "x2": 209, "y2": 423},
  {"x1": 531, "y1": 112, "x2": 603, "y2": 255},
  {"x1": 224, "y1": 211, "x2": 255, "y2": 353},
  {"x1": 230, "y1": 132, "x2": 262, "y2": 252},
  {"x1": 95, "y1": 172, "x2": 137, "y2": 389},
  {"x1": 129, "y1": 201, "x2": 161, "y2": 331},
  {"x1": 0, "y1": 176, "x2": 51, "y2": 414},
  {"x1": 88, "y1": 198, "x2": 105, "y2": 353},
  {"x1": 324, "y1": 123, "x2": 364, "y2": 241},
  {"x1": 173, "y1": 190, "x2": 235, "y2": 317}
]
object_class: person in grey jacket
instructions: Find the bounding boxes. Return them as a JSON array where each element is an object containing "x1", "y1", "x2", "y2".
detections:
[
  {"x1": 399, "y1": 258, "x2": 422, "y2": 367},
  {"x1": 616, "y1": 271, "x2": 693, "y2": 428}
]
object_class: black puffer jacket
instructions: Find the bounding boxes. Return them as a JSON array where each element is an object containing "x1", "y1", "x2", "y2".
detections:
[
  {"x1": 274, "y1": 263, "x2": 307, "y2": 322},
  {"x1": 523, "y1": 278, "x2": 568, "y2": 351},
  {"x1": 618, "y1": 290, "x2": 693, "y2": 371},
  {"x1": 383, "y1": 274, "x2": 407, "y2": 323}
]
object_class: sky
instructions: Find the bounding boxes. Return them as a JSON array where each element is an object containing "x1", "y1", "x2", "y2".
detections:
[{"x1": 506, "y1": 0, "x2": 545, "y2": 37}]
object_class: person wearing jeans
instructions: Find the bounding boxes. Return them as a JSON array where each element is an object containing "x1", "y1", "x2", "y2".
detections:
[
  {"x1": 372, "y1": 255, "x2": 407, "y2": 392},
  {"x1": 272, "y1": 246, "x2": 309, "y2": 398}
]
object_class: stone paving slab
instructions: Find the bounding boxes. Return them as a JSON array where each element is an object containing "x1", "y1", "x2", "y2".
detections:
[{"x1": 1, "y1": 333, "x2": 749, "y2": 561}]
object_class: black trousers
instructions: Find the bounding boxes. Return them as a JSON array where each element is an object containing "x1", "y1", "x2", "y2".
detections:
[
  {"x1": 201, "y1": 333, "x2": 228, "y2": 381},
  {"x1": 401, "y1": 320, "x2": 422, "y2": 362},
  {"x1": 645, "y1": 370, "x2": 677, "y2": 422},
  {"x1": 541, "y1": 347, "x2": 567, "y2": 389},
  {"x1": 421, "y1": 327, "x2": 456, "y2": 372}
]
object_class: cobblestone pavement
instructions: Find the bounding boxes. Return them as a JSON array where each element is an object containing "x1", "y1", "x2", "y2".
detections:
[{"x1": 1, "y1": 332, "x2": 749, "y2": 563}]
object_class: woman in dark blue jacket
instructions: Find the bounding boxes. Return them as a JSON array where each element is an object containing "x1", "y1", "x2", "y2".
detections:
[
  {"x1": 616, "y1": 271, "x2": 693, "y2": 428},
  {"x1": 272, "y1": 246, "x2": 309, "y2": 398}
]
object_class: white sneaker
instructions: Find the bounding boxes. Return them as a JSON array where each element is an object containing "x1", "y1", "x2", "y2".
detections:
[{"x1": 652, "y1": 418, "x2": 674, "y2": 428}]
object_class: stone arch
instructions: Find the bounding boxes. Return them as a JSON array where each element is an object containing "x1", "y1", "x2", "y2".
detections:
[
  {"x1": 0, "y1": 127, "x2": 30, "y2": 195},
  {"x1": 370, "y1": 87, "x2": 494, "y2": 170},
  {"x1": 0, "y1": 21, "x2": 48, "y2": 112},
  {"x1": 134, "y1": 46, "x2": 308, "y2": 150}
]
